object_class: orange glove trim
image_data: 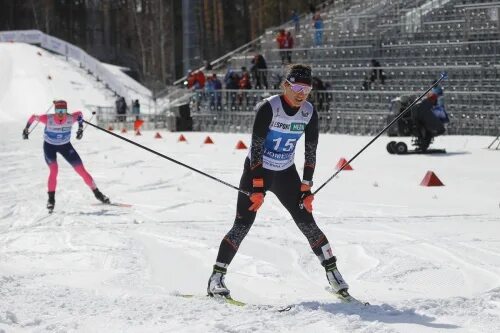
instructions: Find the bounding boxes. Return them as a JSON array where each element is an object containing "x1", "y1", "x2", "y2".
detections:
[
  {"x1": 303, "y1": 194, "x2": 314, "y2": 213},
  {"x1": 253, "y1": 178, "x2": 264, "y2": 188},
  {"x1": 248, "y1": 193, "x2": 265, "y2": 212}
]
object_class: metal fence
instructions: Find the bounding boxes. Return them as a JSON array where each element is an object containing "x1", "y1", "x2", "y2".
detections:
[{"x1": 95, "y1": 89, "x2": 500, "y2": 136}]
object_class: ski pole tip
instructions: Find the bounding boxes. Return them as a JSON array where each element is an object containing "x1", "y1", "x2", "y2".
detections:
[{"x1": 440, "y1": 72, "x2": 448, "y2": 80}]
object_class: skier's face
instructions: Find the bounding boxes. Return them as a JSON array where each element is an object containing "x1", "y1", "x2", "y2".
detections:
[
  {"x1": 284, "y1": 81, "x2": 312, "y2": 107},
  {"x1": 55, "y1": 108, "x2": 67, "y2": 118}
]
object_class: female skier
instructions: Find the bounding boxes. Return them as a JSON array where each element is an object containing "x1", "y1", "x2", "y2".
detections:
[
  {"x1": 22, "y1": 100, "x2": 110, "y2": 212},
  {"x1": 207, "y1": 64, "x2": 354, "y2": 302}
]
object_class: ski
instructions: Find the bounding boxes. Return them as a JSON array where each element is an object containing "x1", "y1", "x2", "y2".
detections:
[
  {"x1": 91, "y1": 202, "x2": 132, "y2": 208},
  {"x1": 176, "y1": 294, "x2": 292, "y2": 312},
  {"x1": 329, "y1": 288, "x2": 369, "y2": 306}
]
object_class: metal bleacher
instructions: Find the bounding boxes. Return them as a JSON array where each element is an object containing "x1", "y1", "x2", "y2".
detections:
[{"x1": 183, "y1": 0, "x2": 500, "y2": 136}]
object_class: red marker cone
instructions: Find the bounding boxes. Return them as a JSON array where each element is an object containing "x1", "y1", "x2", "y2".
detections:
[
  {"x1": 154, "y1": 132, "x2": 162, "y2": 139},
  {"x1": 235, "y1": 140, "x2": 247, "y2": 149},
  {"x1": 204, "y1": 136, "x2": 214, "y2": 144},
  {"x1": 121, "y1": 128, "x2": 127, "y2": 133},
  {"x1": 335, "y1": 157, "x2": 353, "y2": 170},
  {"x1": 135, "y1": 129, "x2": 142, "y2": 136},
  {"x1": 420, "y1": 171, "x2": 444, "y2": 186},
  {"x1": 178, "y1": 134, "x2": 187, "y2": 142},
  {"x1": 107, "y1": 125, "x2": 114, "y2": 131}
]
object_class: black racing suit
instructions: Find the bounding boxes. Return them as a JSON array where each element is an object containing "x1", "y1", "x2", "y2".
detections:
[{"x1": 215, "y1": 95, "x2": 333, "y2": 265}]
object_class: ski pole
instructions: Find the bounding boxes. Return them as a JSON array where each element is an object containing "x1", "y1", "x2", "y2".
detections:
[
  {"x1": 28, "y1": 102, "x2": 54, "y2": 134},
  {"x1": 313, "y1": 72, "x2": 448, "y2": 196},
  {"x1": 487, "y1": 134, "x2": 499, "y2": 149},
  {"x1": 82, "y1": 111, "x2": 96, "y2": 131},
  {"x1": 82, "y1": 120, "x2": 251, "y2": 196}
]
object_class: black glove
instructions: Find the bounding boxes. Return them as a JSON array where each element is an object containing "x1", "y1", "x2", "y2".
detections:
[
  {"x1": 76, "y1": 128, "x2": 83, "y2": 140},
  {"x1": 22, "y1": 128, "x2": 29, "y2": 140}
]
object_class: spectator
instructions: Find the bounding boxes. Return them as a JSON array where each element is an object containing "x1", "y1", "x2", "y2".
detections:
[
  {"x1": 239, "y1": 67, "x2": 252, "y2": 107},
  {"x1": 276, "y1": 29, "x2": 288, "y2": 65},
  {"x1": 291, "y1": 10, "x2": 300, "y2": 34},
  {"x1": 204, "y1": 60, "x2": 213, "y2": 71},
  {"x1": 239, "y1": 67, "x2": 252, "y2": 90},
  {"x1": 369, "y1": 59, "x2": 385, "y2": 85},
  {"x1": 115, "y1": 96, "x2": 127, "y2": 122},
  {"x1": 251, "y1": 54, "x2": 269, "y2": 89},
  {"x1": 132, "y1": 99, "x2": 140, "y2": 117},
  {"x1": 313, "y1": 13, "x2": 324, "y2": 46},
  {"x1": 226, "y1": 72, "x2": 240, "y2": 108},
  {"x1": 286, "y1": 31, "x2": 294, "y2": 64},
  {"x1": 186, "y1": 69, "x2": 206, "y2": 90},
  {"x1": 311, "y1": 76, "x2": 327, "y2": 111},
  {"x1": 206, "y1": 73, "x2": 222, "y2": 110}
]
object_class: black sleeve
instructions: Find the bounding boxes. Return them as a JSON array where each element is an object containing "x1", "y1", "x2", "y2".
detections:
[
  {"x1": 249, "y1": 100, "x2": 273, "y2": 179},
  {"x1": 303, "y1": 107, "x2": 319, "y2": 182}
]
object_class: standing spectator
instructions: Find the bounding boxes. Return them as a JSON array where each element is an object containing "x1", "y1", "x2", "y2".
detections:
[
  {"x1": 115, "y1": 96, "x2": 127, "y2": 122},
  {"x1": 291, "y1": 10, "x2": 300, "y2": 34},
  {"x1": 251, "y1": 54, "x2": 269, "y2": 89},
  {"x1": 313, "y1": 13, "x2": 324, "y2": 46},
  {"x1": 186, "y1": 69, "x2": 206, "y2": 90},
  {"x1": 239, "y1": 67, "x2": 252, "y2": 90},
  {"x1": 286, "y1": 31, "x2": 294, "y2": 64},
  {"x1": 239, "y1": 67, "x2": 252, "y2": 107},
  {"x1": 369, "y1": 59, "x2": 385, "y2": 85},
  {"x1": 132, "y1": 99, "x2": 140, "y2": 117},
  {"x1": 204, "y1": 60, "x2": 213, "y2": 71},
  {"x1": 226, "y1": 72, "x2": 240, "y2": 109},
  {"x1": 276, "y1": 29, "x2": 288, "y2": 65},
  {"x1": 207, "y1": 74, "x2": 222, "y2": 110}
]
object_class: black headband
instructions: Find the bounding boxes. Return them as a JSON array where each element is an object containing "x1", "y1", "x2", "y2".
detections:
[{"x1": 286, "y1": 67, "x2": 312, "y2": 85}]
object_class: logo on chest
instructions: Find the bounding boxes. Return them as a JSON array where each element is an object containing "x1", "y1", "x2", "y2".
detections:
[{"x1": 290, "y1": 123, "x2": 305, "y2": 131}]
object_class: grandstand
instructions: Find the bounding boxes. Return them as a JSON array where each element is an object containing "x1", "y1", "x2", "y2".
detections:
[
  {"x1": 169, "y1": 0, "x2": 498, "y2": 136},
  {"x1": 80, "y1": 0, "x2": 498, "y2": 136}
]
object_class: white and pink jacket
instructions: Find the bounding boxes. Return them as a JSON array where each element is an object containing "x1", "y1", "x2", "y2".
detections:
[{"x1": 27, "y1": 111, "x2": 83, "y2": 145}]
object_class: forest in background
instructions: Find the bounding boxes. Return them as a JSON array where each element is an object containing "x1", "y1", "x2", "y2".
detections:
[{"x1": 0, "y1": 0, "x2": 327, "y2": 91}]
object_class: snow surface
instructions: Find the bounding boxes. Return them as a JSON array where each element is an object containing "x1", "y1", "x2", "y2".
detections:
[{"x1": 1, "y1": 41, "x2": 500, "y2": 333}]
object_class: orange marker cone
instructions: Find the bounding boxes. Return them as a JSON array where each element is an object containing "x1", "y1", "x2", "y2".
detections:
[
  {"x1": 178, "y1": 134, "x2": 187, "y2": 142},
  {"x1": 154, "y1": 132, "x2": 162, "y2": 139},
  {"x1": 235, "y1": 140, "x2": 248, "y2": 149},
  {"x1": 335, "y1": 157, "x2": 353, "y2": 170},
  {"x1": 204, "y1": 136, "x2": 214, "y2": 144},
  {"x1": 420, "y1": 171, "x2": 444, "y2": 186}
]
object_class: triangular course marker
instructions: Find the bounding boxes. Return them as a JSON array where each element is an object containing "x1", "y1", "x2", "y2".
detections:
[{"x1": 420, "y1": 171, "x2": 444, "y2": 186}]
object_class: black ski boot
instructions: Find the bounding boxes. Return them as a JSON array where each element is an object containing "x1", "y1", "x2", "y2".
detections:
[
  {"x1": 93, "y1": 188, "x2": 110, "y2": 204},
  {"x1": 47, "y1": 191, "x2": 55, "y2": 213}
]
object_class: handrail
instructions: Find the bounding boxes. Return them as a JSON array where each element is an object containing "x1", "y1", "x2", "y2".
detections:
[{"x1": 172, "y1": 36, "x2": 263, "y2": 87}]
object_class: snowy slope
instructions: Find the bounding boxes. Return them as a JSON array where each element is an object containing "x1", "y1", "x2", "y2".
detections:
[
  {"x1": 1, "y1": 42, "x2": 500, "y2": 333},
  {"x1": 0, "y1": 125, "x2": 499, "y2": 332},
  {"x1": 0, "y1": 43, "x2": 117, "y2": 122}
]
